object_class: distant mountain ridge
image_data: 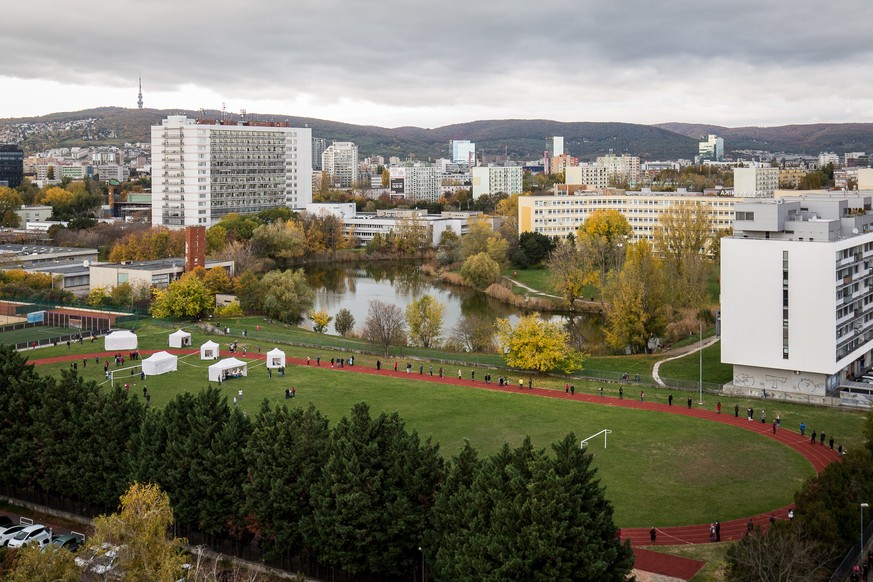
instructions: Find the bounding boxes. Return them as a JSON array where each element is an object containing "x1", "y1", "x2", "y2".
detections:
[{"x1": 2, "y1": 107, "x2": 873, "y2": 160}]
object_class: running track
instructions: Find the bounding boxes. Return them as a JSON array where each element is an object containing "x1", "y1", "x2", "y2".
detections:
[{"x1": 33, "y1": 349, "x2": 843, "y2": 579}]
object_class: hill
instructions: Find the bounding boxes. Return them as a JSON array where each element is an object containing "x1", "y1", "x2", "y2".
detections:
[
  {"x1": 655, "y1": 122, "x2": 873, "y2": 156},
  {"x1": 1, "y1": 108, "x2": 697, "y2": 160}
]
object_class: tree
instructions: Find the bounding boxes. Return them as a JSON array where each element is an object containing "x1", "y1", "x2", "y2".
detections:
[
  {"x1": 496, "y1": 313, "x2": 586, "y2": 373},
  {"x1": 0, "y1": 186, "x2": 23, "y2": 227},
  {"x1": 603, "y1": 242, "x2": 668, "y2": 353},
  {"x1": 450, "y1": 313, "x2": 496, "y2": 353},
  {"x1": 6, "y1": 544, "x2": 79, "y2": 582},
  {"x1": 460, "y1": 217, "x2": 503, "y2": 263},
  {"x1": 260, "y1": 269, "x2": 315, "y2": 324},
  {"x1": 309, "y1": 308, "x2": 333, "y2": 333},
  {"x1": 334, "y1": 307, "x2": 356, "y2": 336},
  {"x1": 406, "y1": 294, "x2": 446, "y2": 348},
  {"x1": 725, "y1": 523, "x2": 837, "y2": 582},
  {"x1": 576, "y1": 209, "x2": 632, "y2": 291},
  {"x1": 654, "y1": 202, "x2": 712, "y2": 307},
  {"x1": 84, "y1": 482, "x2": 187, "y2": 581},
  {"x1": 234, "y1": 270, "x2": 263, "y2": 314},
  {"x1": 395, "y1": 216, "x2": 430, "y2": 256},
  {"x1": 203, "y1": 266, "x2": 234, "y2": 295},
  {"x1": 362, "y1": 299, "x2": 406, "y2": 356},
  {"x1": 205, "y1": 224, "x2": 228, "y2": 254},
  {"x1": 150, "y1": 272, "x2": 214, "y2": 319},
  {"x1": 460, "y1": 252, "x2": 500, "y2": 289},
  {"x1": 547, "y1": 238, "x2": 588, "y2": 309},
  {"x1": 516, "y1": 232, "x2": 555, "y2": 267}
]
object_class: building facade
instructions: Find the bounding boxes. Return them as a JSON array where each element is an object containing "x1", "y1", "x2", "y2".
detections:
[
  {"x1": 595, "y1": 153, "x2": 641, "y2": 187},
  {"x1": 151, "y1": 115, "x2": 312, "y2": 227},
  {"x1": 471, "y1": 166, "x2": 523, "y2": 198},
  {"x1": 722, "y1": 194, "x2": 873, "y2": 399},
  {"x1": 698, "y1": 134, "x2": 724, "y2": 162},
  {"x1": 0, "y1": 145, "x2": 24, "y2": 188},
  {"x1": 565, "y1": 164, "x2": 610, "y2": 189},
  {"x1": 322, "y1": 141, "x2": 359, "y2": 188},
  {"x1": 451, "y1": 140, "x2": 475, "y2": 165},
  {"x1": 733, "y1": 166, "x2": 779, "y2": 198}
]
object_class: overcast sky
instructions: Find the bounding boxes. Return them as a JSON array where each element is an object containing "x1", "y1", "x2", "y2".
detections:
[{"x1": 2, "y1": 0, "x2": 872, "y2": 128}]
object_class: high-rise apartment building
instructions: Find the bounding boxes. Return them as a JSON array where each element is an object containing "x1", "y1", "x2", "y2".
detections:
[
  {"x1": 312, "y1": 137, "x2": 328, "y2": 171},
  {"x1": 151, "y1": 115, "x2": 312, "y2": 227},
  {"x1": 565, "y1": 164, "x2": 609, "y2": 189},
  {"x1": 0, "y1": 145, "x2": 24, "y2": 188},
  {"x1": 698, "y1": 134, "x2": 724, "y2": 162},
  {"x1": 471, "y1": 166, "x2": 523, "y2": 197},
  {"x1": 322, "y1": 141, "x2": 359, "y2": 188},
  {"x1": 451, "y1": 140, "x2": 476, "y2": 166},
  {"x1": 553, "y1": 136, "x2": 564, "y2": 157},
  {"x1": 733, "y1": 166, "x2": 779, "y2": 198},
  {"x1": 595, "y1": 153, "x2": 641, "y2": 187}
]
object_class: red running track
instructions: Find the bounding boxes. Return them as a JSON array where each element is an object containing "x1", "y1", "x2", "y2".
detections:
[{"x1": 33, "y1": 349, "x2": 843, "y2": 578}]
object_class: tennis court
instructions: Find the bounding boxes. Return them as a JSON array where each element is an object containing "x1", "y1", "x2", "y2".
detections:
[{"x1": 0, "y1": 325, "x2": 75, "y2": 346}]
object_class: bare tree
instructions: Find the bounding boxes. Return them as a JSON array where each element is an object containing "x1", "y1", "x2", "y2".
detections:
[
  {"x1": 450, "y1": 313, "x2": 496, "y2": 353},
  {"x1": 725, "y1": 524, "x2": 838, "y2": 582},
  {"x1": 362, "y1": 299, "x2": 406, "y2": 356}
]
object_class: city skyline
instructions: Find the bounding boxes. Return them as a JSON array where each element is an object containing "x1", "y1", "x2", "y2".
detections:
[{"x1": 2, "y1": 1, "x2": 872, "y2": 129}]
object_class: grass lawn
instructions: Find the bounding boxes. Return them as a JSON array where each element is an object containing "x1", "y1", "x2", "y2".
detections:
[
  {"x1": 659, "y1": 341, "x2": 733, "y2": 385},
  {"x1": 655, "y1": 542, "x2": 730, "y2": 582},
  {"x1": 0, "y1": 326, "x2": 74, "y2": 345},
  {"x1": 32, "y1": 322, "x2": 848, "y2": 529}
]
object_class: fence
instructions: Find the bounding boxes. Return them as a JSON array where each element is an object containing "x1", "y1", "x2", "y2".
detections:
[{"x1": 829, "y1": 519, "x2": 873, "y2": 582}]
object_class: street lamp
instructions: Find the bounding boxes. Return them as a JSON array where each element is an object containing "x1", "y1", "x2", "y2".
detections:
[
  {"x1": 698, "y1": 320, "x2": 703, "y2": 405},
  {"x1": 862, "y1": 502, "x2": 869, "y2": 568},
  {"x1": 418, "y1": 546, "x2": 425, "y2": 582}
]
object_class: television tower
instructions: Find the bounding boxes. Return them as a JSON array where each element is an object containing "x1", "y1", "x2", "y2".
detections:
[{"x1": 137, "y1": 76, "x2": 143, "y2": 109}]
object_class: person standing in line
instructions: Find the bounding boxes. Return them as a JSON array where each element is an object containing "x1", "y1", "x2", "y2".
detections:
[
  {"x1": 471, "y1": 370, "x2": 475, "y2": 381},
  {"x1": 600, "y1": 385, "x2": 604, "y2": 397},
  {"x1": 829, "y1": 436, "x2": 834, "y2": 449},
  {"x1": 650, "y1": 527, "x2": 656, "y2": 544},
  {"x1": 570, "y1": 385, "x2": 575, "y2": 395},
  {"x1": 394, "y1": 361, "x2": 398, "y2": 372},
  {"x1": 458, "y1": 369, "x2": 462, "y2": 379},
  {"x1": 709, "y1": 523, "x2": 715, "y2": 542},
  {"x1": 811, "y1": 430, "x2": 817, "y2": 444},
  {"x1": 565, "y1": 382, "x2": 569, "y2": 394},
  {"x1": 376, "y1": 360, "x2": 381, "y2": 370},
  {"x1": 820, "y1": 431, "x2": 826, "y2": 445},
  {"x1": 769, "y1": 514, "x2": 776, "y2": 525},
  {"x1": 640, "y1": 391, "x2": 645, "y2": 402},
  {"x1": 746, "y1": 518, "x2": 754, "y2": 535},
  {"x1": 528, "y1": 378, "x2": 532, "y2": 389},
  {"x1": 233, "y1": 396, "x2": 237, "y2": 408},
  {"x1": 317, "y1": 356, "x2": 321, "y2": 366},
  {"x1": 420, "y1": 364, "x2": 423, "y2": 374},
  {"x1": 761, "y1": 410, "x2": 766, "y2": 423},
  {"x1": 715, "y1": 520, "x2": 721, "y2": 542},
  {"x1": 717, "y1": 401, "x2": 722, "y2": 414},
  {"x1": 687, "y1": 397, "x2": 692, "y2": 409},
  {"x1": 750, "y1": 407, "x2": 754, "y2": 421},
  {"x1": 519, "y1": 378, "x2": 524, "y2": 389},
  {"x1": 668, "y1": 394, "x2": 673, "y2": 406},
  {"x1": 788, "y1": 509, "x2": 794, "y2": 521},
  {"x1": 734, "y1": 403, "x2": 739, "y2": 417},
  {"x1": 776, "y1": 415, "x2": 781, "y2": 428},
  {"x1": 429, "y1": 365, "x2": 433, "y2": 376},
  {"x1": 772, "y1": 420, "x2": 777, "y2": 434},
  {"x1": 619, "y1": 386, "x2": 623, "y2": 399},
  {"x1": 800, "y1": 421, "x2": 805, "y2": 436}
]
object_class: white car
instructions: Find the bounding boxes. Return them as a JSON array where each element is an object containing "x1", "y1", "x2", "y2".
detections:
[
  {"x1": 0, "y1": 525, "x2": 27, "y2": 547},
  {"x1": 7, "y1": 524, "x2": 51, "y2": 549}
]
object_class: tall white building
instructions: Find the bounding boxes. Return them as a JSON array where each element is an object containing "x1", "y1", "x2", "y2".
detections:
[
  {"x1": 698, "y1": 134, "x2": 724, "y2": 161},
  {"x1": 471, "y1": 166, "x2": 523, "y2": 198},
  {"x1": 565, "y1": 164, "x2": 609, "y2": 189},
  {"x1": 553, "y1": 136, "x2": 564, "y2": 157},
  {"x1": 322, "y1": 142, "x2": 359, "y2": 188},
  {"x1": 722, "y1": 194, "x2": 873, "y2": 399},
  {"x1": 595, "y1": 153, "x2": 641, "y2": 187},
  {"x1": 818, "y1": 152, "x2": 840, "y2": 168},
  {"x1": 387, "y1": 165, "x2": 441, "y2": 202},
  {"x1": 151, "y1": 115, "x2": 312, "y2": 227},
  {"x1": 733, "y1": 166, "x2": 779, "y2": 198},
  {"x1": 451, "y1": 140, "x2": 476, "y2": 166}
]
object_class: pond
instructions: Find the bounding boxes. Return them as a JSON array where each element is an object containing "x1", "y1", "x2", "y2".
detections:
[{"x1": 302, "y1": 262, "x2": 608, "y2": 352}]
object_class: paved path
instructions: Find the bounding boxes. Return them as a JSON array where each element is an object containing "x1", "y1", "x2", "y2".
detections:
[
  {"x1": 32, "y1": 348, "x2": 841, "y2": 581},
  {"x1": 652, "y1": 336, "x2": 721, "y2": 387}
]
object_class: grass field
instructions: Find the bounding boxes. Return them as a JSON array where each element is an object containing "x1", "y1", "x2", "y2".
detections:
[
  {"x1": 503, "y1": 267, "x2": 600, "y2": 301},
  {"x1": 0, "y1": 325, "x2": 76, "y2": 345},
  {"x1": 659, "y1": 341, "x2": 733, "y2": 386},
  {"x1": 30, "y1": 321, "x2": 867, "y2": 529}
]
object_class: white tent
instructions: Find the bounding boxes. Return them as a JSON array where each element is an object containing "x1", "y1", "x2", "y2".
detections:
[
  {"x1": 105, "y1": 330, "x2": 138, "y2": 351},
  {"x1": 200, "y1": 340, "x2": 220, "y2": 360},
  {"x1": 208, "y1": 357, "x2": 248, "y2": 382},
  {"x1": 169, "y1": 329, "x2": 192, "y2": 348},
  {"x1": 141, "y1": 351, "x2": 178, "y2": 376},
  {"x1": 266, "y1": 348, "x2": 286, "y2": 369}
]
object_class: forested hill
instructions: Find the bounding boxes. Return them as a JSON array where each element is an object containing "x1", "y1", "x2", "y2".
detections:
[{"x1": 655, "y1": 122, "x2": 873, "y2": 156}]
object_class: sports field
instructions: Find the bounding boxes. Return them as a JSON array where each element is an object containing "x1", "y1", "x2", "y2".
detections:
[
  {"x1": 0, "y1": 325, "x2": 77, "y2": 345},
  {"x1": 31, "y1": 321, "x2": 863, "y2": 529}
]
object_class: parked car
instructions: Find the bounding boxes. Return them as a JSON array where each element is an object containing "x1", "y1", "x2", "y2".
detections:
[
  {"x1": 7, "y1": 524, "x2": 52, "y2": 549},
  {"x1": 49, "y1": 533, "x2": 84, "y2": 553},
  {"x1": 0, "y1": 525, "x2": 28, "y2": 547}
]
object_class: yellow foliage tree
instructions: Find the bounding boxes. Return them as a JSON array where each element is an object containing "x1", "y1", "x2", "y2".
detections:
[
  {"x1": 309, "y1": 308, "x2": 333, "y2": 333},
  {"x1": 576, "y1": 209, "x2": 632, "y2": 291},
  {"x1": 7, "y1": 544, "x2": 79, "y2": 582},
  {"x1": 150, "y1": 272, "x2": 213, "y2": 319},
  {"x1": 496, "y1": 313, "x2": 586, "y2": 373}
]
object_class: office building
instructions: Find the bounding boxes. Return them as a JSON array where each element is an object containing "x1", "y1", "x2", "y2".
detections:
[
  {"x1": 151, "y1": 115, "x2": 312, "y2": 227},
  {"x1": 471, "y1": 166, "x2": 523, "y2": 197},
  {"x1": 451, "y1": 140, "x2": 476, "y2": 166},
  {"x1": 553, "y1": 136, "x2": 564, "y2": 157},
  {"x1": 722, "y1": 194, "x2": 873, "y2": 399},
  {"x1": 698, "y1": 134, "x2": 724, "y2": 162},
  {"x1": 322, "y1": 141, "x2": 359, "y2": 188},
  {"x1": 733, "y1": 166, "x2": 779, "y2": 198},
  {"x1": 0, "y1": 145, "x2": 24, "y2": 188}
]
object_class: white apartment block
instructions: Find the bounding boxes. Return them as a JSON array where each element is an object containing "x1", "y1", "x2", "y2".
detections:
[
  {"x1": 322, "y1": 141, "x2": 359, "y2": 188},
  {"x1": 471, "y1": 166, "x2": 523, "y2": 198},
  {"x1": 565, "y1": 164, "x2": 609, "y2": 189},
  {"x1": 388, "y1": 166, "x2": 441, "y2": 203},
  {"x1": 818, "y1": 152, "x2": 840, "y2": 167},
  {"x1": 733, "y1": 166, "x2": 779, "y2": 198},
  {"x1": 151, "y1": 115, "x2": 312, "y2": 227},
  {"x1": 518, "y1": 190, "x2": 735, "y2": 242},
  {"x1": 698, "y1": 134, "x2": 724, "y2": 161},
  {"x1": 595, "y1": 153, "x2": 641, "y2": 187},
  {"x1": 553, "y1": 136, "x2": 564, "y2": 157},
  {"x1": 451, "y1": 140, "x2": 475, "y2": 165},
  {"x1": 722, "y1": 194, "x2": 873, "y2": 401}
]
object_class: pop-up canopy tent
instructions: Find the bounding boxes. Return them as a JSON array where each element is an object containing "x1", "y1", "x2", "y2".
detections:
[
  {"x1": 169, "y1": 329, "x2": 192, "y2": 348},
  {"x1": 141, "y1": 351, "x2": 178, "y2": 376},
  {"x1": 200, "y1": 340, "x2": 220, "y2": 360},
  {"x1": 105, "y1": 330, "x2": 138, "y2": 351},
  {"x1": 208, "y1": 357, "x2": 248, "y2": 382},
  {"x1": 266, "y1": 348, "x2": 286, "y2": 369}
]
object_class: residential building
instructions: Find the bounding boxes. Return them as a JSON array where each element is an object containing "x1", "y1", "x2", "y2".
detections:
[
  {"x1": 451, "y1": 140, "x2": 475, "y2": 165},
  {"x1": 0, "y1": 145, "x2": 24, "y2": 188},
  {"x1": 860, "y1": 169, "x2": 873, "y2": 190},
  {"x1": 698, "y1": 134, "x2": 724, "y2": 162},
  {"x1": 312, "y1": 137, "x2": 328, "y2": 171},
  {"x1": 387, "y1": 165, "x2": 441, "y2": 203},
  {"x1": 733, "y1": 166, "x2": 779, "y2": 198},
  {"x1": 779, "y1": 168, "x2": 808, "y2": 189},
  {"x1": 471, "y1": 166, "x2": 523, "y2": 198},
  {"x1": 595, "y1": 153, "x2": 641, "y2": 187},
  {"x1": 845, "y1": 152, "x2": 867, "y2": 167},
  {"x1": 819, "y1": 152, "x2": 840, "y2": 168},
  {"x1": 565, "y1": 164, "x2": 609, "y2": 189},
  {"x1": 553, "y1": 136, "x2": 564, "y2": 157},
  {"x1": 97, "y1": 164, "x2": 128, "y2": 182},
  {"x1": 151, "y1": 115, "x2": 312, "y2": 227},
  {"x1": 517, "y1": 189, "x2": 736, "y2": 242},
  {"x1": 721, "y1": 194, "x2": 873, "y2": 399},
  {"x1": 322, "y1": 141, "x2": 359, "y2": 188},
  {"x1": 549, "y1": 154, "x2": 578, "y2": 176},
  {"x1": 14, "y1": 205, "x2": 53, "y2": 225}
]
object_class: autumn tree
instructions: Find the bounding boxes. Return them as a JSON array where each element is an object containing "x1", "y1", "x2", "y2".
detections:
[
  {"x1": 450, "y1": 313, "x2": 496, "y2": 352},
  {"x1": 260, "y1": 269, "x2": 315, "y2": 324},
  {"x1": 203, "y1": 266, "x2": 234, "y2": 295},
  {"x1": 0, "y1": 186, "x2": 23, "y2": 227},
  {"x1": 603, "y1": 242, "x2": 668, "y2": 353},
  {"x1": 460, "y1": 217, "x2": 507, "y2": 265},
  {"x1": 395, "y1": 216, "x2": 430, "y2": 257},
  {"x1": 654, "y1": 201, "x2": 712, "y2": 307},
  {"x1": 309, "y1": 309, "x2": 333, "y2": 333},
  {"x1": 362, "y1": 299, "x2": 406, "y2": 356},
  {"x1": 576, "y1": 209, "x2": 632, "y2": 291},
  {"x1": 334, "y1": 308, "x2": 356, "y2": 336},
  {"x1": 109, "y1": 227, "x2": 186, "y2": 262},
  {"x1": 496, "y1": 313, "x2": 586, "y2": 373},
  {"x1": 405, "y1": 294, "x2": 445, "y2": 348},
  {"x1": 250, "y1": 220, "x2": 305, "y2": 266},
  {"x1": 205, "y1": 224, "x2": 228, "y2": 254},
  {"x1": 6, "y1": 544, "x2": 79, "y2": 582},
  {"x1": 460, "y1": 252, "x2": 501, "y2": 289},
  {"x1": 150, "y1": 272, "x2": 213, "y2": 319},
  {"x1": 547, "y1": 238, "x2": 588, "y2": 309}
]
